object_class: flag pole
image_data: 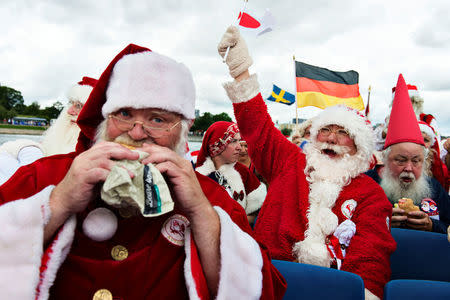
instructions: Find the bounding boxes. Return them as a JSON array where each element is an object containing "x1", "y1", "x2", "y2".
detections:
[
  {"x1": 293, "y1": 55, "x2": 299, "y2": 130},
  {"x1": 223, "y1": 0, "x2": 248, "y2": 63},
  {"x1": 365, "y1": 85, "x2": 372, "y2": 119}
]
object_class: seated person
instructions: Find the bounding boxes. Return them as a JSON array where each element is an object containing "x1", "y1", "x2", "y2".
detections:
[
  {"x1": 366, "y1": 76, "x2": 450, "y2": 234},
  {"x1": 0, "y1": 44, "x2": 285, "y2": 299},
  {"x1": 217, "y1": 25, "x2": 395, "y2": 300},
  {"x1": 195, "y1": 121, "x2": 266, "y2": 225}
]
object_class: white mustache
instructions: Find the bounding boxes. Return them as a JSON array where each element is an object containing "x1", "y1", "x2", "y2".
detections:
[
  {"x1": 399, "y1": 171, "x2": 415, "y2": 180},
  {"x1": 113, "y1": 134, "x2": 155, "y2": 148},
  {"x1": 316, "y1": 141, "x2": 351, "y2": 155}
]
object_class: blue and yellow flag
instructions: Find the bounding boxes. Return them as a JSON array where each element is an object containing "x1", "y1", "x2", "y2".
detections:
[{"x1": 267, "y1": 84, "x2": 296, "y2": 105}]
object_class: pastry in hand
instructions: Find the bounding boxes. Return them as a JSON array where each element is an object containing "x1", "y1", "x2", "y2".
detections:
[{"x1": 395, "y1": 198, "x2": 420, "y2": 213}]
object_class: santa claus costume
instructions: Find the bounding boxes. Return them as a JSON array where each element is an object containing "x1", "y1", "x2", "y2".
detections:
[
  {"x1": 195, "y1": 121, "x2": 266, "y2": 215},
  {"x1": 0, "y1": 76, "x2": 97, "y2": 185},
  {"x1": 221, "y1": 72, "x2": 395, "y2": 299},
  {"x1": 0, "y1": 44, "x2": 285, "y2": 299}
]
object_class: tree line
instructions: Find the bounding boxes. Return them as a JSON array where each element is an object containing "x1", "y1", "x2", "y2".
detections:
[{"x1": 0, "y1": 85, "x2": 64, "y2": 122}]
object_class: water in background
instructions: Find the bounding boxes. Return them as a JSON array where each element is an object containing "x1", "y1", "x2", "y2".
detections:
[{"x1": 0, "y1": 134, "x2": 202, "y2": 152}]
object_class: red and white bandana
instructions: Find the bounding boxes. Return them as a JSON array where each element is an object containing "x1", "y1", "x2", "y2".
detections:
[{"x1": 195, "y1": 121, "x2": 239, "y2": 167}]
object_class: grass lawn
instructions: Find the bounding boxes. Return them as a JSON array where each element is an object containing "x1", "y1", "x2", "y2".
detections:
[{"x1": 0, "y1": 124, "x2": 47, "y2": 131}]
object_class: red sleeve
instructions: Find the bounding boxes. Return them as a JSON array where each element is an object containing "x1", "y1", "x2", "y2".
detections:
[
  {"x1": 197, "y1": 172, "x2": 287, "y2": 299},
  {"x1": 233, "y1": 94, "x2": 303, "y2": 184}
]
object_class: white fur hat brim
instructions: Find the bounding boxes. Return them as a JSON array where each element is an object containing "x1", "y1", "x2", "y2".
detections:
[
  {"x1": 310, "y1": 105, "x2": 375, "y2": 160},
  {"x1": 67, "y1": 84, "x2": 94, "y2": 104},
  {"x1": 102, "y1": 51, "x2": 196, "y2": 119}
]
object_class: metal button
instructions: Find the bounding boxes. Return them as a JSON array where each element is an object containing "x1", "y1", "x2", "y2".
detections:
[
  {"x1": 93, "y1": 289, "x2": 113, "y2": 300},
  {"x1": 111, "y1": 245, "x2": 128, "y2": 261}
]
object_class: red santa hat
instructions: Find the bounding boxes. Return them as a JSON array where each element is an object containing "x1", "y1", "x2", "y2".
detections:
[
  {"x1": 196, "y1": 121, "x2": 240, "y2": 167},
  {"x1": 101, "y1": 51, "x2": 195, "y2": 119},
  {"x1": 418, "y1": 121, "x2": 436, "y2": 146},
  {"x1": 384, "y1": 74, "x2": 425, "y2": 149},
  {"x1": 76, "y1": 44, "x2": 195, "y2": 153},
  {"x1": 309, "y1": 105, "x2": 374, "y2": 161},
  {"x1": 66, "y1": 76, "x2": 97, "y2": 104},
  {"x1": 392, "y1": 84, "x2": 419, "y2": 99}
]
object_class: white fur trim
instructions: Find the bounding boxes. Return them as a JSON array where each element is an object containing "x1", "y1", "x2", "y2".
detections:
[
  {"x1": 183, "y1": 226, "x2": 201, "y2": 300},
  {"x1": 223, "y1": 74, "x2": 260, "y2": 103},
  {"x1": 82, "y1": 207, "x2": 118, "y2": 242},
  {"x1": 196, "y1": 158, "x2": 247, "y2": 211},
  {"x1": 103, "y1": 51, "x2": 196, "y2": 119},
  {"x1": 365, "y1": 288, "x2": 380, "y2": 300},
  {"x1": 66, "y1": 84, "x2": 93, "y2": 104},
  {"x1": 310, "y1": 105, "x2": 375, "y2": 162},
  {"x1": 215, "y1": 206, "x2": 263, "y2": 299},
  {"x1": 245, "y1": 183, "x2": 266, "y2": 215},
  {"x1": 292, "y1": 181, "x2": 341, "y2": 267},
  {"x1": 0, "y1": 186, "x2": 52, "y2": 299},
  {"x1": 0, "y1": 139, "x2": 43, "y2": 159},
  {"x1": 183, "y1": 207, "x2": 263, "y2": 299},
  {"x1": 419, "y1": 123, "x2": 436, "y2": 146},
  {"x1": 37, "y1": 215, "x2": 76, "y2": 300}
]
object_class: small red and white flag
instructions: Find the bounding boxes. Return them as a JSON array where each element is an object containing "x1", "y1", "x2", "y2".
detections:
[{"x1": 237, "y1": 8, "x2": 275, "y2": 37}]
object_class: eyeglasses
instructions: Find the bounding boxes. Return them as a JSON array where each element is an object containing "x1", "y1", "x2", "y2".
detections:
[
  {"x1": 318, "y1": 126, "x2": 350, "y2": 140},
  {"x1": 108, "y1": 114, "x2": 181, "y2": 138},
  {"x1": 69, "y1": 100, "x2": 83, "y2": 111}
]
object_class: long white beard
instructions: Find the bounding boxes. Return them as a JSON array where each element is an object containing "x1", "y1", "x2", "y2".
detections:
[
  {"x1": 292, "y1": 142, "x2": 369, "y2": 267},
  {"x1": 94, "y1": 119, "x2": 188, "y2": 157},
  {"x1": 380, "y1": 167, "x2": 431, "y2": 205},
  {"x1": 40, "y1": 107, "x2": 80, "y2": 156}
]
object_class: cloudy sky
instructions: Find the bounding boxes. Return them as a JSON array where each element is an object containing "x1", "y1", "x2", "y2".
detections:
[{"x1": 2, "y1": 0, "x2": 450, "y2": 135}]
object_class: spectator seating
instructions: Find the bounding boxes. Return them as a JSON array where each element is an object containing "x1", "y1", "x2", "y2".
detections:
[
  {"x1": 271, "y1": 259, "x2": 364, "y2": 300},
  {"x1": 384, "y1": 279, "x2": 450, "y2": 300},
  {"x1": 390, "y1": 228, "x2": 450, "y2": 282}
]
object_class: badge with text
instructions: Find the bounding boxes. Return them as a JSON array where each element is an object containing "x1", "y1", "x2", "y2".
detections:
[
  {"x1": 341, "y1": 199, "x2": 357, "y2": 219},
  {"x1": 161, "y1": 214, "x2": 190, "y2": 246}
]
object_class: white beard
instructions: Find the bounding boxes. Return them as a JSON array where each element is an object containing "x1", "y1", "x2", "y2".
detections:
[
  {"x1": 380, "y1": 167, "x2": 432, "y2": 205},
  {"x1": 94, "y1": 119, "x2": 188, "y2": 157},
  {"x1": 303, "y1": 141, "x2": 370, "y2": 186},
  {"x1": 292, "y1": 141, "x2": 369, "y2": 267},
  {"x1": 40, "y1": 107, "x2": 80, "y2": 156}
]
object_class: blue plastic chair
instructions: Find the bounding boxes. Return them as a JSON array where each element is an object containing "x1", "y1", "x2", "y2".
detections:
[
  {"x1": 384, "y1": 279, "x2": 450, "y2": 300},
  {"x1": 271, "y1": 259, "x2": 364, "y2": 300},
  {"x1": 390, "y1": 228, "x2": 450, "y2": 282}
]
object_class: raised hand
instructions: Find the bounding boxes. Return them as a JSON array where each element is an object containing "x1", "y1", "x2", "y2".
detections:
[{"x1": 218, "y1": 25, "x2": 253, "y2": 78}]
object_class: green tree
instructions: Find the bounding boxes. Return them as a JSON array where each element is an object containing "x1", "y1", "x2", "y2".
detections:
[
  {"x1": 0, "y1": 105, "x2": 16, "y2": 120},
  {"x1": 0, "y1": 86, "x2": 24, "y2": 110},
  {"x1": 22, "y1": 101, "x2": 41, "y2": 116},
  {"x1": 42, "y1": 101, "x2": 64, "y2": 120},
  {"x1": 281, "y1": 127, "x2": 292, "y2": 136},
  {"x1": 191, "y1": 112, "x2": 232, "y2": 133}
]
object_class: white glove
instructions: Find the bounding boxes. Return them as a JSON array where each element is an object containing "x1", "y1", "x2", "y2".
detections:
[{"x1": 218, "y1": 26, "x2": 253, "y2": 78}]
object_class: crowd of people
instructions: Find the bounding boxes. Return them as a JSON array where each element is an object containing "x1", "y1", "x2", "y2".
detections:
[{"x1": 0, "y1": 26, "x2": 448, "y2": 300}]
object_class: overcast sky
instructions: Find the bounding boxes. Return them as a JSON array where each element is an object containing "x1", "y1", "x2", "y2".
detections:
[{"x1": 2, "y1": 0, "x2": 450, "y2": 136}]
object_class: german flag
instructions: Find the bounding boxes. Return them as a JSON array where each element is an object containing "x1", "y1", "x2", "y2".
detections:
[{"x1": 295, "y1": 61, "x2": 364, "y2": 111}]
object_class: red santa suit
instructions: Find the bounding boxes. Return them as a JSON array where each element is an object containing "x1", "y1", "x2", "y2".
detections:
[
  {"x1": 196, "y1": 121, "x2": 266, "y2": 215},
  {"x1": 222, "y1": 75, "x2": 396, "y2": 299},
  {"x1": 0, "y1": 45, "x2": 286, "y2": 300}
]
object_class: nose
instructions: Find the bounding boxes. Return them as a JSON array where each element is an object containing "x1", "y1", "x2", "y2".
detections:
[
  {"x1": 403, "y1": 161, "x2": 414, "y2": 172},
  {"x1": 235, "y1": 143, "x2": 242, "y2": 151},
  {"x1": 127, "y1": 123, "x2": 148, "y2": 141},
  {"x1": 326, "y1": 132, "x2": 338, "y2": 144}
]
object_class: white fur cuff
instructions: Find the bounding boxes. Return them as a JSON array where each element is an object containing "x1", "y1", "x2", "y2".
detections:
[
  {"x1": 223, "y1": 74, "x2": 260, "y2": 104},
  {"x1": 365, "y1": 288, "x2": 380, "y2": 300},
  {"x1": 0, "y1": 186, "x2": 53, "y2": 299},
  {"x1": 215, "y1": 206, "x2": 263, "y2": 300}
]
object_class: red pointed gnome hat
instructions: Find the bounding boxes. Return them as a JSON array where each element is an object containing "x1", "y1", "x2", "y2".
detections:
[
  {"x1": 196, "y1": 121, "x2": 239, "y2": 167},
  {"x1": 75, "y1": 44, "x2": 152, "y2": 153},
  {"x1": 384, "y1": 74, "x2": 424, "y2": 149}
]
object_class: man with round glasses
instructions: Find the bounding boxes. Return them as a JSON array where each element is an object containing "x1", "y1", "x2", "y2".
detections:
[
  {"x1": 0, "y1": 45, "x2": 285, "y2": 299},
  {"x1": 366, "y1": 75, "x2": 450, "y2": 234},
  {"x1": 218, "y1": 26, "x2": 395, "y2": 300}
]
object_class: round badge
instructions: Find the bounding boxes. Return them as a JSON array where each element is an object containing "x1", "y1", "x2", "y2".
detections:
[
  {"x1": 111, "y1": 245, "x2": 128, "y2": 261},
  {"x1": 93, "y1": 289, "x2": 113, "y2": 300},
  {"x1": 341, "y1": 199, "x2": 357, "y2": 219},
  {"x1": 161, "y1": 214, "x2": 190, "y2": 246}
]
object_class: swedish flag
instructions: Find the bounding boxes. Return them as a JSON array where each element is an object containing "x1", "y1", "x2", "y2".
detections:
[{"x1": 267, "y1": 84, "x2": 296, "y2": 105}]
